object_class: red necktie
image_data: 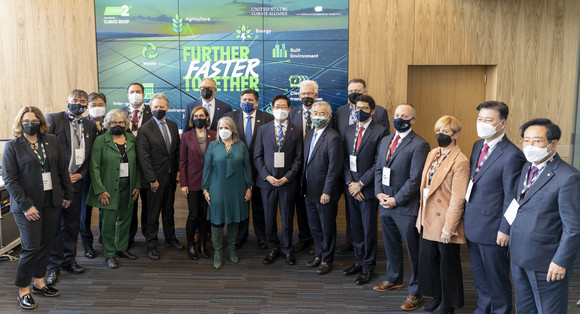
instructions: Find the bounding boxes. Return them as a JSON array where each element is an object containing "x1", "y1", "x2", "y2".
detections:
[
  {"x1": 132, "y1": 110, "x2": 139, "y2": 131},
  {"x1": 355, "y1": 127, "x2": 365, "y2": 152},
  {"x1": 386, "y1": 135, "x2": 400, "y2": 163},
  {"x1": 477, "y1": 143, "x2": 489, "y2": 166}
]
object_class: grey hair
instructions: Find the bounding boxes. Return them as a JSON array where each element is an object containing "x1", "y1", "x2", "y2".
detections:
[
  {"x1": 103, "y1": 109, "x2": 130, "y2": 130},
  {"x1": 150, "y1": 93, "x2": 169, "y2": 106},
  {"x1": 312, "y1": 101, "x2": 332, "y2": 115},
  {"x1": 216, "y1": 116, "x2": 240, "y2": 143},
  {"x1": 300, "y1": 80, "x2": 319, "y2": 93}
]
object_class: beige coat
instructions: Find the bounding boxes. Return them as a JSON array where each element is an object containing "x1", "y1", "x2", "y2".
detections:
[{"x1": 415, "y1": 145, "x2": 470, "y2": 244}]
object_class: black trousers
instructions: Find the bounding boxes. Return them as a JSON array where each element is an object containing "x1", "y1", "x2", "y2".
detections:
[
  {"x1": 145, "y1": 178, "x2": 177, "y2": 249},
  {"x1": 79, "y1": 180, "x2": 102, "y2": 249},
  {"x1": 294, "y1": 186, "x2": 312, "y2": 243},
  {"x1": 185, "y1": 190, "x2": 209, "y2": 247},
  {"x1": 14, "y1": 191, "x2": 60, "y2": 287},
  {"x1": 129, "y1": 188, "x2": 148, "y2": 242}
]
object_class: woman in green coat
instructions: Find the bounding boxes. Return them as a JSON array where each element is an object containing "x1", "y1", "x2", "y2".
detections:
[{"x1": 87, "y1": 109, "x2": 141, "y2": 269}]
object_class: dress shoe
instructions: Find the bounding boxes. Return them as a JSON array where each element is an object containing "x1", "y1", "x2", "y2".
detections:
[
  {"x1": 165, "y1": 239, "x2": 184, "y2": 250},
  {"x1": 285, "y1": 252, "x2": 296, "y2": 265},
  {"x1": 187, "y1": 246, "x2": 199, "y2": 260},
  {"x1": 432, "y1": 303, "x2": 454, "y2": 314},
  {"x1": 45, "y1": 270, "x2": 60, "y2": 285},
  {"x1": 61, "y1": 262, "x2": 85, "y2": 274},
  {"x1": 336, "y1": 245, "x2": 354, "y2": 254},
  {"x1": 372, "y1": 280, "x2": 405, "y2": 292},
  {"x1": 17, "y1": 293, "x2": 36, "y2": 310},
  {"x1": 343, "y1": 264, "x2": 362, "y2": 276},
  {"x1": 84, "y1": 247, "x2": 96, "y2": 259},
  {"x1": 147, "y1": 249, "x2": 160, "y2": 261},
  {"x1": 305, "y1": 256, "x2": 321, "y2": 268},
  {"x1": 32, "y1": 285, "x2": 61, "y2": 297},
  {"x1": 263, "y1": 250, "x2": 280, "y2": 264},
  {"x1": 355, "y1": 270, "x2": 373, "y2": 285},
  {"x1": 105, "y1": 257, "x2": 118, "y2": 269},
  {"x1": 400, "y1": 295, "x2": 423, "y2": 311},
  {"x1": 422, "y1": 297, "x2": 442, "y2": 312},
  {"x1": 198, "y1": 242, "x2": 209, "y2": 259},
  {"x1": 235, "y1": 238, "x2": 247, "y2": 249},
  {"x1": 293, "y1": 240, "x2": 310, "y2": 252},
  {"x1": 257, "y1": 240, "x2": 268, "y2": 250},
  {"x1": 316, "y1": 262, "x2": 332, "y2": 275},
  {"x1": 116, "y1": 250, "x2": 137, "y2": 260}
]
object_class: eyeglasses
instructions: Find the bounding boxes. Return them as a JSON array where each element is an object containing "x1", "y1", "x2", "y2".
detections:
[
  {"x1": 201, "y1": 86, "x2": 217, "y2": 91},
  {"x1": 299, "y1": 92, "x2": 316, "y2": 96},
  {"x1": 193, "y1": 114, "x2": 207, "y2": 119},
  {"x1": 109, "y1": 121, "x2": 126, "y2": 127},
  {"x1": 355, "y1": 106, "x2": 371, "y2": 112}
]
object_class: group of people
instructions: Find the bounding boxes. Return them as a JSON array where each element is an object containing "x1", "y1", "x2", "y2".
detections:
[{"x1": 2, "y1": 77, "x2": 579, "y2": 314}]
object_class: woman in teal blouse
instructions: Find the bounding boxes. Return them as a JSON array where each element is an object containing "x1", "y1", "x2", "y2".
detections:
[
  {"x1": 202, "y1": 116, "x2": 254, "y2": 269},
  {"x1": 87, "y1": 109, "x2": 141, "y2": 269}
]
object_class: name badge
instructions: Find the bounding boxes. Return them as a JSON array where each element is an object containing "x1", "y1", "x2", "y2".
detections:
[
  {"x1": 422, "y1": 188, "x2": 430, "y2": 208},
  {"x1": 75, "y1": 148, "x2": 85, "y2": 166},
  {"x1": 120, "y1": 163, "x2": 129, "y2": 178},
  {"x1": 42, "y1": 172, "x2": 52, "y2": 191},
  {"x1": 382, "y1": 167, "x2": 391, "y2": 186},
  {"x1": 504, "y1": 199, "x2": 520, "y2": 225},
  {"x1": 465, "y1": 180, "x2": 474, "y2": 202},
  {"x1": 274, "y1": 152, "x2": 285, "y2": 168},
  {"x1": 349, "y1": 155, "x2": 357, "y2": 172}
]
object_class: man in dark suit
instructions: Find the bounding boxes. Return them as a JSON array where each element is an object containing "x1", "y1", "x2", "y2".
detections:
[
  {"x1": 465, "y1": 101, "x2": 526, "y2": 314},
  {"x1": 225, "y1": 88, "x2": 273, "y2": 249},
  {"x1": 342, "y1": 95, "x2": 387, "y2": 285},
  {"x1": 136, "y1": 93, "x2": 183, "y2": 261},
  {"x1": 183, "y1": 77, "x2": 232, "y2": 132},
  {"x1": 302, "y1": 101, "x2": 343, "y2": 275},
  {"x1": 510, "y1": 118, "x2": 580, "y2": 313},
  {"x1": 254, "y1": 94, "x2": 303, "y2": 265},
  {"x1": 121, "y1": 82, "x2": 153, "y2": 248},
  {"x1": 374, "y1": 103, "x2": 429, "y2": 311},
  {"x1": 45, "y1": 89, "x2": 97, "y2": 285}
]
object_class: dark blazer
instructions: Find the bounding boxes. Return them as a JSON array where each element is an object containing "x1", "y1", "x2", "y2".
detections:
[
  {"x1": 336, "y1": 104, "x2": 390, "y2": 137},
  {"x1": 253, "y1": 120, "x2": 303, "y2": 191},
  {"x1": 224, "y1": 109, "x2": 274, "y2": 160},
  {"x1": 179, "y1": 129, "x2": 216, "y2": 191},
  {"x1": 121, "y1": 104, "x2": 153, "y2": 130},
  {"x1": 303, "y1": 127, "x2": 343, "y2": 202},
  {"x1": 374, "y1": 130, "x2": 430, "y2": 216},
  {"x1": 84, "y1": 116, "x2": 106, "y2": 136},
  {"x1": 342, "y1": 120, "x2": 388, "y2": 200},
  {"x1": 45, "y1": 111, "x2": 97, "y2": 181},
  {"x1": 136, "y1": 117, "x2": 180, "y2": 186},
  {"x1": 510, "y1": 154, "x2": 580, "y2": 271},
  {"x1": 183, "y1": 98, "x2": 232, "y2": 132},
  {"x1": 465, "y1": 137, "x2": 526, "y2": 245},
  {"x1": 288, "y1": 105, "x2": 336, "y2": 136},
  {"x1": 2, "y1": 135, "x2": 73, "y2": 213}
]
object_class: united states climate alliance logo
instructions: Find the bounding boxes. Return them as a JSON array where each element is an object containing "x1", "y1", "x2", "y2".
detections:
[{"x1": 235, "y1": 25, "x2": 253, "y2": 42}]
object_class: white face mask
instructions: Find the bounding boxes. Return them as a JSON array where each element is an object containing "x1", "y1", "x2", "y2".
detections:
[
  {"x1": 477, "y1": 121, "x2": 502, "y2": 139},
  {"x1": 89, "y1": 107, "x2": 106, "y2": 118},
  {"x1": 128, "y1": 93, "x2": 143, "y2": 105},
  {"x1": 523, "y1": 143, "x2": 551, "y2": 163},
  {"x1": 219, "y1": 129, "x2": 232, "y2": 140},
  {"x1": 272, "y1": 109, "x2": 289, "y2": 121}
]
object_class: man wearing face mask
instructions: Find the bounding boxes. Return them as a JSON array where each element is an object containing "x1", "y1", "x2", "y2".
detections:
[
  {"x1": 509, "y1": 119, "x2": 580, "y2": 313},
  {"x1": 464, "y1": 101, "x2": 525, "y2": 314},
  {"x1": 302, "y1": 101, "x2": 343, "y2": 275},
  {"x1": 136, "y1": 93, "x2": 183, "y2": 260},
  {"x1": 121, "y1": 82, "x2": 152, "y2": 249},
  {"x1": 253, "y1": 94, "x2": 303, "y2": 265},
  {"x1": 225, "y1": 89, "x2": 274, "y2": 249},
  {"x1": 341, "y1": 95, "x2": 388, "y2": 285},
  {"x1": 183, "y1": 77, "x2": 232, "y2": 132},
  {"x1": 44, "y1": 89, "x2": 97, "y2": 285}
]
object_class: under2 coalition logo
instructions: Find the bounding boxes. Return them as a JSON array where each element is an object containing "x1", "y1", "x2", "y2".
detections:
[
  {"x1": 235, "y1": 25, "x2": 253, "y2": 42},
  {"x1": 103, "y1": 4, "x2": 130, "y2": 24}
]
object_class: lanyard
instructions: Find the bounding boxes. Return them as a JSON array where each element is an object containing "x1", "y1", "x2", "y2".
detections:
[
  {"x1": 114, "y1": 141, "x2": 128, "y2": 163},
  {"x1": 518, "y1": 158, "x2": 553, "y2": 201},
  {"x1": 29, "y1": 140, "x2": 48, "y2": 171},
  {"x1": 428, "y1": 151, "x2": 449, "y2": 185},
  {"x1": 351, "y1": 124, "x2": 363, "y2": 155}
]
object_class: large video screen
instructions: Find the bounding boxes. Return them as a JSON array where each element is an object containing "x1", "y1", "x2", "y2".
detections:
[{"x1": 95, "y1": 0, "x2": 349, "y2": 130}]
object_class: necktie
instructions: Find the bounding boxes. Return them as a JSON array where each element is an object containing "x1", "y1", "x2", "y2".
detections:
[
  {"x1": 355, "y1": 127, "x2": 365, "y2": 152},
  {"x1": 96, "y1": 121, "x2": 102, "y2": 132},
  {"x1": 527, "y1": 166, "x2": 539, "y2": 185},
  {"x1": 386, "y1": 135, "x2": 400, "y2": 163},
  {"x1": 161, "y1": 120, "x2": 171, "y2": 152},
  {"x1": 277, "y1": 124, "x2": 284, "y2": 149},
  {"x1": 305, "y1": 110, "x2": 312, "y2": 130},
  {"x1": 70, "y1": 119, "x2": 82, "y2": 173},
  {"x1": 477, "y1": 143, "x2": 489, "y2": 166},
  {"x1": 204, "y1": 103, "x2": 211, "y2": 120},
  {"x1": 132, "y1": 109, "x2": 139, "y2": 131},
  {"x1": 308, "y1": 131, "x2": 318, "y2": 163},
  {"x1": 245, "y1": 116, "x2": 253, "y2": 146}
]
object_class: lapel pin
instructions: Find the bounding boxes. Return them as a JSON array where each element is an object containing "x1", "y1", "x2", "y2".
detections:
[
  {"x1": 257, "y1": 120, "x2": 261, "y2": 123},
  {"x1": 547, "y1": 173, "x2": 551, "y2": 177}
]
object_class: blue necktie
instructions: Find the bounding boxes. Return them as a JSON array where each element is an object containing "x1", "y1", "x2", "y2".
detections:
[
  {"x1": 308, "y1": 131, "x2": 318, "y2": 162},
  {"x1": 245, "y1": 116, "x2": 253, "y2": 146},
  {"x1": 277, "y1": 124, "x2": 283, "y2": 141}
]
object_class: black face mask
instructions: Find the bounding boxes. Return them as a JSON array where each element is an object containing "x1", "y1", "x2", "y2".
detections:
[
  {"x1": 200, "y1": 88, "x2": 213, "y2": 100},
  {"x1": 152, "y1": 109, "x2": 167, "y2": 120},
  {"x1": 301, "y1": 97, "x2": 314, "y2": 107},
  {"x1": 68, "y1": 103, "x2": 87, "y2": 116},
  {"x1": 436, "y1": 132, "x2": 453, "y2": 147},
  {"x1": 192, "y1": 118, "x2": 207, "y2": 129},
  {"x1": 22, "y1": 122, "x2": 41, "y2": 136},
  {"x1": 348, "y1": 92, "x2": 362, "y2": 104},
  {"x1": 109, "y1": 125, "x2": 125, "y2": 135}
]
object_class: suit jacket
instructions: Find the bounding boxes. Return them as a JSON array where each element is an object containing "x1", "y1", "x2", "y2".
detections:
[
  {"x1": 136, "y1": 117, "x2": 180, "y2": 186},
  {"x1": 84, "y1": 116, "x2": 106, "y2": 136},
  {"x1": 2, "y1": 135, "x2": 73, "y2": 213},
  {"x1": 288, "y1": 105, "x2": 336, "y2": 137},
  {"x1": 253, "y1": 120, "x2": 303, "y2": 191},
  {"x1": 464, "y1": 136, "x2": 526, "y2": 245},
  {"x1": 86, "y1": 131, "x2": 142, "y2": 210},
  {"x1": 342, "y1": 119, "x2": 388, "y2": 200},
  {"x1": 510, "y1": 154, "x2": 580, "y2": 271},
  {"x1": 179, "y1": 129, "x2": 216, "y2": 191},
  {"x1": 374, "y1": 130, "x2": 430, "y2": 216},
  {"x1": 121, "y1": 104, "x2": 153, "y2": 131},
  {"x1": 416, "y1": 145, "x2": 470, "y2": 244},
  {"x1": 303, "y1": 126, "x2": 343, "y2": 202},
  {"x1": 336, "y1": 104, "x2": 390, "y2": 137},
  {"x1": 183, "y1": 98, "x2": 232, "y2": 132},
  {"x1": 45, "y1": 111, "x2": 97, "y2": 182}
]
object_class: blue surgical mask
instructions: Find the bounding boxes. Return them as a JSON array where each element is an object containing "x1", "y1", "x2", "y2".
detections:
[{"x1": 241, "y1": 102, "x2": 255, "y2": 114}]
